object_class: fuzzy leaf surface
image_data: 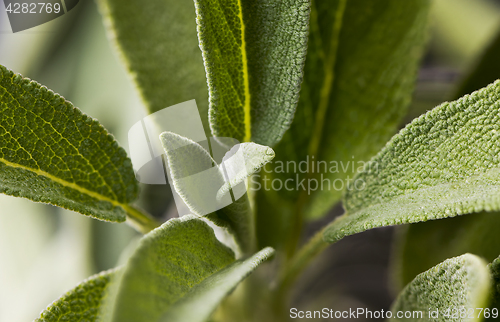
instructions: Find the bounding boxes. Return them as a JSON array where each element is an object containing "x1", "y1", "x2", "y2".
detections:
[
  {"x1": 488, "y1": 256, "x2": 500, "y2": 310},
  {"x1": 324, "y1": 81, "x2": 500, "y2": 243},
  {"x1": 35, "y1": 270, "x2": 114, "y2": 322},
  {"x1": 0, "y1": 65, "x2": 139, "y2": 222},
  {"x1": 109, "y1": 216, "x2": 273, "y2": 322},
  {"x1": 395, "y1": 25, "x2": 500, "y2": 291},
  {"x1": 394, "y1": 212, "x2": 500, "y2": 290},
  {"x1": 391, "y1": 254, "x2": 491, "y2": 321},
  {"x1": 257, "y1": 0, "x2": 431, "y2": 229},
  {"x1": 160, "y1": 246, "x2": 274, "y2": 322},
  {"x1": 160, "y1": 132, "x2": 274, "y2": 252},
  {"x1": 194, "y1": 0, "x2": 310, "y2": 146}
]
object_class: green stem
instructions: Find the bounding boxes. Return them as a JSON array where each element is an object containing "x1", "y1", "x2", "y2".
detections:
[
  {"x1": 271, "y1": 225, "x2": 330, "y2": 320},
  {"x1": 279, "y1": 225, "x2": 329, "y2": 292},
  {"x1": 283, "y1": 0, "x2": 347, "y2": 261},
  {"x1": 124, "y1": 204, "x2": 161, "y2": 234}
]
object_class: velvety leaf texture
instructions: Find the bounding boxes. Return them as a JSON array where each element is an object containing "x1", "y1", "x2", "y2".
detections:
[
  {"x1": 257, "y1": 0, "x2": 431, "y2": 229},
  {"x1": 97, "y1": 0, "x2": 210, "y2": 128},
  {"x1": 394, "y1": 212, "x2": 500, "y2": 289},
  {"x1": 160, "y1": 247, "x2": 274, "y2": 322},
  {"x1": 194, "y1": 0, "x2": 310, "y2": 146},
  {"x1": 160, "y1": 132, "x2": 274, "y2": 252},
  {"x1": 0, "y1": 65, "x2": 139, "y2": 222},
  {"x1": 109, "y1": 216, "x2": 234, "y2": 322},
  {"x1": 108, "y1": 215, "x2": 273, "y2": 322},
  {"x1": 35, "y1": 270, "x2": 114, "y2": 322},
  {"x1": 489, "y1": 256, "x2": 500, "y2": 310},
  {"x1": 396, "y1": 25, "x2": 500, "y2": 294},
  {"x1": 391, "y1": 254, "x2": 491, "y2": 321},
  {"x1": 324, "y1": 81, "x2": 500, "y2": 243}
]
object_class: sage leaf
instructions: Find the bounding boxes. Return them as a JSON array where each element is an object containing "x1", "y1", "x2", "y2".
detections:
[
  {"x1": 97, "y1": 0, "x2": 209, "y2": 128},
  {"x1": 35, "y1": 269, "x2": 114, "y2": 322},
  {"x1": 394, "y1": 212, "x2": 500, "y2": 290},
  {"x1": 217, "y1": 142, "x2": 275, "y2": 201},
  {"x1": 108, "y1": 215, "x2": 274, "y2": 322},
  {"x1": 160, "y1": 247, "x2": 274, "y2": 322},
  {"x1": 258, "y1": 0, "x2": 431, "y2": 230},
  {"x1": 160, "y1": 131, "x2": 274, "y2": 252},
  {"x1": 391, "y1": 254, "x2": 492, "y2": 321},
  {"x1": 324, "y1": 81, "x2": 500, "y2": 243},
  {"x1": 394, "y1": 25, "x2": 500, "y2": 291},
  {"x1": 489, "y1": 256, "x2": 500, "y2": 310},
  {"x1": 0, "y1": 65, "x2": 145, "y2": 224},
  {"x1": 194, "y1": 0, "x2": 310, "y2": 146}
]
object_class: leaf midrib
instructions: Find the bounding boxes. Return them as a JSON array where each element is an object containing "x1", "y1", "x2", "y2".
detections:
[
  {"x1": 0, "y1": 82, "x2": 126, "y2": 200},
  {"x1": 0, "y1": 156, "x2": 131, "y2": 215},
  {"x1": 236, "y1": 0, "x2": 252, "y2": 142}
]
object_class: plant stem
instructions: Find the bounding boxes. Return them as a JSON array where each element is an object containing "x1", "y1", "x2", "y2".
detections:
[
  {"x1": 124, "y1": 204, "x2": 161, "y2": 234},
  {"x1": 279, "y1": 225, "x2": 329, "y2": 293},
  {"x1": 284, "y1": 191, "x2": 308, "y2": 260}
]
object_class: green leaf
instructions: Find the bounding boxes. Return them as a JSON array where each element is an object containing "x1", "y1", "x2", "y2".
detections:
[
  {"x1": 488, "y1": 256, "x2": 500, "y2": 309},
  {"x1": 256, "y1": 0, "x2": 431, "y2": 230},
  {"x1": 394, "y1": 27, "x2": 500, "y2": 292},
  {"x1": 160, "y1": 131, "x2": 274, "y2": 252},
  {"x1": 97, "y1": 0, "x2": 209, "y2": 128},
  {"x1": 160, "y1": 247, "x2": 274, "y2": 322},
  {"x1": 107, "y1": 215, "x2": 274, "y2": 322},
  {"x1": 194, "y1": 0, "x2": 310, "y2": 146},
  {"x1": 324, "y1": 80, "x2": 500, "y2": 243},
  {"x1": 394, "y1": 212, "x2": 500, "y2": 290},
  {"x1": 35, "y1": 269, "x2": 114, "y2": 322},
  {"x1": 0, "y1": 65, "x2": 146, "y2": 224},
  {"x1": 391, "y1": 254, "x2": 492, "y2": 320}
]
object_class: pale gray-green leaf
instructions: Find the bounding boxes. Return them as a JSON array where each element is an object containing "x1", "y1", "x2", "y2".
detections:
[
  {"x1": 394, "y1": 24, "x2": 500, "y2": 291},
  {"x1": 324, "y1": 81, "x2": 500, "y2": 243},
  {"x1": 488, "y1": 256, "x2": 500, "y2": 310},
  {"x1": 391, "y1": 254, "x2": 491, "y2": 321},
  {"x1": 194, "y1": 0, "x2": 310, "y2": 146},
  {"x1": 256, "y1": 0, "x2": 431, "y2": 238},
  {"x1": 107, "y1": 215, "x2": 273, "y2": 322},
  {"x1": 393, "y1": 212, "x2": 500, "y2": 290},
  {"x1": 35, "y1": 269, "x2": 114, "y2": 322},
  {"x1": 160, "y1": 131, "x2": 273, "y2": 252},
  {"x1": 0, "y1": 64, "x2": 150, "y2": 225},
  {"x1": 217, "y1": 142, "x2": 275, "y2": 201},
  {"x1": 160, "y1": 247, "x2": 274, "y2": 322}
]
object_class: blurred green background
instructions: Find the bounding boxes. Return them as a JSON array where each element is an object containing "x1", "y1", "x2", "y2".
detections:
[{"x1": 1, "y1": 0, "x2": 500, "y2": 320}]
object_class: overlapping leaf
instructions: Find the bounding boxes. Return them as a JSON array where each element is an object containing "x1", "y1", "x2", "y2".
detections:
[
  {"x1": 97, "y1": 0, "x2": 210, "y2": 129},
  {"x1": 194, "y1": 0, "x2": 310, "y2": 146},
  {"x1": 395, "y1": 25, "x2": 500, "y2": 290},
  {"x1": 391, "y1": 254, "x2": 491, "y2": 321},
  {"x1": 35, "y1": 270, "x2": 114, "y2": 322},
  {"x1": 0, "y1": 65, "x2": 145, "y2": 224},
  {"x1": 106, "y1": 215, "x2": 273, "y2": 322},
  {"x1": 160, "y1": 131, "x2": 274, "y2": 252},
  {"x1": 394, "y1": 212, "x2": 500, "y2": 289},
  {"x1": 488, "y1": 256, "x2": 500, "y2": 310},
  {"x1": 256, "y1": 0, "x2": 431, "y2": 248},
  {"x1": 324, "y1": 81, "x2": 500, "y2": 243},
  {"x1": 35, "y1": 217, "x2": 274, "y2": 322}
]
